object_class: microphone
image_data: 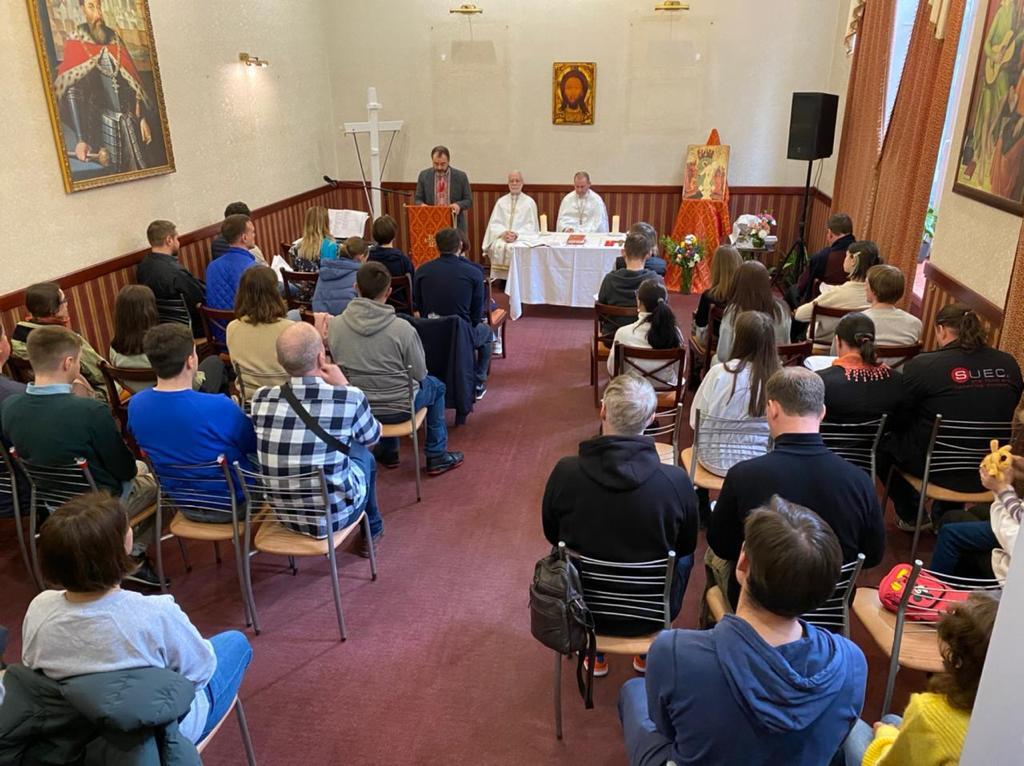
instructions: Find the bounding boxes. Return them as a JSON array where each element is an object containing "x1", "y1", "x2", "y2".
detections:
[{"x1": 323, "y1": 174, "x2": 340, "y2": 188}]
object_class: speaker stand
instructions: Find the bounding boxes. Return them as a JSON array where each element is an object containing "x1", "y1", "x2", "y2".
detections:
[{"x1": 777, "y1": 159, "x2": 815, "y2": 290}]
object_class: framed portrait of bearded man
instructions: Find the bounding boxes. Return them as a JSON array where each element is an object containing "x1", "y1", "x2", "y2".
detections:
[
  {"x1": 553, "y1": 62, "x2": 596, "y2": 125},
  {"x1": 27, "y1": 0, "x2": 175, "y2": 193}
]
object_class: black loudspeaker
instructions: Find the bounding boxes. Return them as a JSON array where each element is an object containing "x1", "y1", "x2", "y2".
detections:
[{"x1": 787, "y1": 92, "x2": 839, "y2": 161}]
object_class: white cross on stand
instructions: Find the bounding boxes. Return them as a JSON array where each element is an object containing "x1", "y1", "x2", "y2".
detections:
[{"x1": 343, "y1": 87, "x2": 403, "y2": 220}]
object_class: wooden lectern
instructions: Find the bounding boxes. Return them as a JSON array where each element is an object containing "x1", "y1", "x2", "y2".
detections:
[{"x1": 406, "y1": 205, "x2": 457, "y2": 268}]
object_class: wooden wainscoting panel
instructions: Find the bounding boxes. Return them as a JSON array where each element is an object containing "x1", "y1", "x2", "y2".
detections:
[{"x1": 920, "y1": 261, "x2": 1003, "y2": 349}]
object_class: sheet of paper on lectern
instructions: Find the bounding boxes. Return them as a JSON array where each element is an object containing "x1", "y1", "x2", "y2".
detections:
[{"x1": 328, "y1": 209, "x2": 369, "y2": 239}]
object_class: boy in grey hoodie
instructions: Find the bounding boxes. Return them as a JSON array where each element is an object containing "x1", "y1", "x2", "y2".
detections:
[
  {"x1": 327, "y1": 262, "x2": 463, "y2": 476},
  {"x1": 618, "y1": 497, "x2": 867, "y2": 766}
]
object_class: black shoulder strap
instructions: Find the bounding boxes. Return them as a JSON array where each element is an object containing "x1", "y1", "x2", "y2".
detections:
[{"x1": 281, "y1": 383, "x2": 350, "y2": 456}]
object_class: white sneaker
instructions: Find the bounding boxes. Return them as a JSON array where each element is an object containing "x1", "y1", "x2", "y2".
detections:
[{"x1": 493, "y1": 337, "x2": 503, "y2": 356}]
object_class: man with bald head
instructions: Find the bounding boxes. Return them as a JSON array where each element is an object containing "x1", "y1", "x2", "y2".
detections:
[
  {"x1": 250, "y1": 322, "x2": 384, "y2": 551},
  {"x1": 556, "y1": 171, "x2": 609, "y2": 233},
  {"x1": 482, "y1": 170, "x2": 540, "y2": 279}
]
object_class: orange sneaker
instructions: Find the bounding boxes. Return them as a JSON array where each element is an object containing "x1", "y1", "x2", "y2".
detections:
[
  {"x1": 583, "y1": 653, "x2": 609, "y2": 677},
  {"x1": 632, "y1": 654, "x2": 647, "y2": 674}
]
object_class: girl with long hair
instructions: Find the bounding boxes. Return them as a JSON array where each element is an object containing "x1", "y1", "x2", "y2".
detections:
[
  {"x1": 715, "y1": 260, "x2": 791, "y2": 362},
  {"x1": 795, "y1": 240, "x2": 882, "y2": 348},
  {"x1": 818, "y1": 312, "x2": 904, "y2": 424},
  {"x1": 692, "y1": 310, "x2": 781, "y2": 477},
  {"x1": 290, "y1": 206, "x2": 338, "y2": 268},
  {"x1": 694, "y1": 245, "x2": 742, "y2": 344},
  {"x1": 607, "y1": 278, "x2": 684, "y2": 385},
  {"x1": 226, "y1": 266, "x2": 294, "y2": 398}
]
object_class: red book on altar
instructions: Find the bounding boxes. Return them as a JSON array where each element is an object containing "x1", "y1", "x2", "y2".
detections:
[
  {"x1": 566, "y1": 234, "x2": 586, "y2": 245},
  {"x1": 406, "y1": 204, "x2": 456, "y2": 268}
]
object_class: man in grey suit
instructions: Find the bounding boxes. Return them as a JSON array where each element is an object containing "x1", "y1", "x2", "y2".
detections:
[{"x1": 414, "y1": 146, "x2": 472, "y2": 232}]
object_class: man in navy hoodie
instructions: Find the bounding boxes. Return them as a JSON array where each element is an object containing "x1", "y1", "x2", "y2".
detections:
[{"x1": 619, "y1": 498, "x2": 867, "y2": 766}]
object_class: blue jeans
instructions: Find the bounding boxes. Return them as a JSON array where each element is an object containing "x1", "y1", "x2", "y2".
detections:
[
  {"x1": 842, "y1": 715, "x2": 902, "y2": 766},
  {"x1": 472, "y1": 322, "x2": 493, "y2": 385},
  {"x1": 198, "y1": 630, "x2": 253, "y2": 742},
  {"x1": 618, "y1": 677, "x2": 675, "y2": 766},
  {"x1": 349, "y1": 442, "x2": 383, "y2": 536},
  {"x1": 378, "y1": 374, "x2": 448, "y2": 458},
  {"x1": 931, "y1": 521, "x2": 997, "y2": 576}
]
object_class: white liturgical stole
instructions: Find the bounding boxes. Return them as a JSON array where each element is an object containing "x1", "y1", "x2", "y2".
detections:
[
  {"x1": 483, "y1": 192, "x2": 540, "y2": 275},
  {"x1": 556, "y1": 190, "x2": 609, "y2": 233}
]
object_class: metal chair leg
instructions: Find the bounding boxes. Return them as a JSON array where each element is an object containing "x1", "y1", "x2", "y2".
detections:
[
  {"x1": 909, "y1": 484, "x2": 929, "y2": 563},
  {"x1": 14, "y1": 506, "x2": 41, "y2": 591},
  {"x1": 178, "y1": 537, "x2": 193, "y2": 572},
  {"x1": 28, "y1": 502, "x2": 43, "y2": 589},
  {"x1": 326, "y1": 548, "x2": 348, "y2": 641},
  {"x1": 287, "y1": 555, "x2": 298, "y2": 575},
  {"x1": 362, "y1": 514, "x2": 378, "y2": 581},
  {"x1": 553, "y1": 651, "x2": 563, "y2": 740},
  {"x1": 234, "y1": 699, "x2": 258, "y2": 766},
  {"x1": 411, "y1": 418, "x2": 422, "y2": 503},
  {"x1": 242, "y1": 549, "x2": 261, "y2": 635},
  {"x1": 213, "y1": 540, "x2": 222, "y2": 564},
  {"x1": 231, "y1": 537, "x2": 253, "y2": 629}
]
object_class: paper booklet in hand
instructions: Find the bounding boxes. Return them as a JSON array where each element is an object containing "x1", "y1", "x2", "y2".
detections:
[{"x1": 328, "y1": 209, "x2": 369, "y2": 239}]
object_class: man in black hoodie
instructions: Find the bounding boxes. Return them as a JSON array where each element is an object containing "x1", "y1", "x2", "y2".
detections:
[{"x1": 542, "y1": 374, "x2": 698, "y2": 673}]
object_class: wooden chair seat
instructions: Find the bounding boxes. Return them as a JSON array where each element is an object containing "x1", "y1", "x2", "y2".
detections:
[
  {"x1": 595, "y1": 632, "x2": 662, "y2": 656},
  {"x1": 129, "y1": 504, "x2": 157, "y2": 527},
  {"x1": 656, "y1": 390, "x2": 678, "y2": 409},
  {"x1": 593, "y1": 340, "x2": 611, "y2": 360},
  {"x1": 254, "y1": 515, "x2": 364, "y2": 557},
  {"x1": 490, "y1": 308, "x2": 508, "y2": 326},
  {"x1": 169, "y1": 511, "x2": 243, "y2": 542},
  {"x1": 898, "y1": 471, "x2": 993, "y2": 504},
  {"x1": 852, "y1": 588, "x2": 944, "y2": 673},
  {"x1": 655, "y1": 442, "x2": 675, "y2": 465},
  {"x1": 379, "y1": 408, "x2": 427, "y2": 438},
  {"x1": 680, "y1": 447, "x2": 725, "y2": 491},
  {"x1": 197, "y1": 696, "x2": 237, "y2": 754},
  {"x1": 706, "y1": 584, "x2": 732, "y2": 623}
]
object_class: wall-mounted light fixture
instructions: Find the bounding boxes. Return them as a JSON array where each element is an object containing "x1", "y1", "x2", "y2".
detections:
[
  {"x1": 654, "y1": 1, "x2": 690, "y2": 10},
  {"x1": 449, "y1": 3, "x2": 483, "y2": 14},
  {"x1": 239, "y1": 52, "x2": 270, "y2": 68}
]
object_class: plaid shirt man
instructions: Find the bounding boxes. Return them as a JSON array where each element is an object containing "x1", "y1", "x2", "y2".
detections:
[{"x1": 251, "y1": 376, "x2": 381, "y2": 538}]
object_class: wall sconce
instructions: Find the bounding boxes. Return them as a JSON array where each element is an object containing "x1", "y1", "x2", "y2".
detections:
[
  {"x1": 449, "y1": 3, "x2": 483, "y2": 14},
  {"x1": 654, "y1": 1, "x2": 690, "y2": 10},
  {"x1": 239, "y1": 52, "x2": 269, "y2": 68}
]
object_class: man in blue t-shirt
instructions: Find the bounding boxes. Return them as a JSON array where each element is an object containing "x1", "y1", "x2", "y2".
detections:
[
  {"x1": 128, "y1": 323, "x2": 256, "y2": 522},
  {"x1": 413, "y1": 227, "x2": 492, "y2": 399},
  {"x1": 618, "y1": 497, "x2": 867, "y2": 766}
]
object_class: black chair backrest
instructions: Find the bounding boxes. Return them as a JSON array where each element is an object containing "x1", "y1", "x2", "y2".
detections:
[{"x1": 281, "y1": 271, "x2": 319, "y2": 310}]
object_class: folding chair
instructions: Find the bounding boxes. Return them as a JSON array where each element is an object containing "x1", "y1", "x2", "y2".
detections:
[
  {"x1": 150, "y1": 456, "x2": 253, "y2": 628},
  {"x1": 387, "y1": 274, "x2": 414, "y2": 315},
  {"x1": 820, "y1": 416, "x2": 887, "y2": 478},
  {"x1": 808, "y1": 303, "x2": 862, "y2": 352},
  {"x1": 777, "y1": 340, "x2": 813, "y2": 367},
  {"x1": 281, "y1": 271, "x2": 319, "y2": 311},
  {"x1": 196, "y1": 695, "x2": 257, "y2": 766},
  {"x1": 707, "y1": 554, "x2": 866, "y2": 636},
  {"x1": 590, "y1": 303, "x2": 639, "y2": 406},
  {"x1": 0, "y1": 448, "x2": 36, "y2": 590},
  {"x1": 99, "y1": 361, "x2": 157, "y2": 442},
  {"x1": 373, "y1": 367, "x2": 427, "y2": 502},
  {"x1": 853, "y1": 560, "x2": 1001, "y2": 715},
  {"x1": 198, "y1": 305, "x2": 236, "y2": 356},
  {"x1": 233, "y1": 463, "x2": 378, "y2": 640},
  {"x1": 876, "y1": 342, "x2": 921, "y2": 369},
  {"x1": 551, "y1": 541, "x2": 677, "y2": 739},
  {"x1": 682, "y1": 409, "x2": 771, "y2": 493},
  {"x1": 881, "y1": 415, "x2": 1013, "y2": 562}
]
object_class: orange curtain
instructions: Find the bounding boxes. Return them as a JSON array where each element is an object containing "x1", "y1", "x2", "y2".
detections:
[
  {"x1": 406, "y1": 205, "x2": 455, "y2": 268},
  {"x1": 867, "y1": 0, "x2": 966, "y2": 307},
  {"x1": 830, "y1": 0, "x2": 896, "y2": 231}
]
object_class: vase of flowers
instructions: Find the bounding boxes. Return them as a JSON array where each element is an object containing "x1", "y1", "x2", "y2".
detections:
[
  {"x1": 749, "y1": 211, "x2": 776, "y2": 249},
  {"x1": 660, "y1": 234, "x2": 703, "y2": 294}
]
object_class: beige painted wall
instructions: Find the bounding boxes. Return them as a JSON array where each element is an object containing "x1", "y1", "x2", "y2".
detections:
[
  {"x1": 0, "y1": 0, "x2": 337, "y2": 295},
  {"x1": 929, "y1": 0, "x2": 1020, "y2": 307},
  {"x1": 818, "y1": 0, "x2": 854, "y2": 197},
  {"x1": 326, "y1": 0, "x2": 849, "y2": 188}
]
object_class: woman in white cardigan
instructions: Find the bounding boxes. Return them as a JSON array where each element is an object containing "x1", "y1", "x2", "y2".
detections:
[{"x1": 794, "y1": 240, "x2": 881, "y2": 350}]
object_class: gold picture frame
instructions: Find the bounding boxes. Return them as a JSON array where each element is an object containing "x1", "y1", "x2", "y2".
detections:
[
  {"x1": 683, "y1": 144, "x2": 730, "y2": 201},
  {"x1": 26, "y1": 0, "x2": 175, "y2": 193},
  {"x1": 553, "y1": 62, "x2": 596, "y2": 125}
]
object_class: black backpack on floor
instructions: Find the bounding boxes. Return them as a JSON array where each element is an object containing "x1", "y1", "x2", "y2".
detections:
[{"x1": 529, "y1": 548, "x2": 597, "y2": 708}]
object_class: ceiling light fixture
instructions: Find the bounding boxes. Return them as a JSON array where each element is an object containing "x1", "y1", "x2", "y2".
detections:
[
  {"x1": 239, "y1": 52, "x2": 269, "y2": 68},
  {"x1": 449, "y1": 3, "x2": 483, "y2": 14},
  {"x1": 654, "y1": 1, "x2": 690, "y2": 11}
]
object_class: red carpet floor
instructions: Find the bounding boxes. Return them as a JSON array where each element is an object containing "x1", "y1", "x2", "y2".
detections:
[{"x1": 0, "y1": 294, "x2": 932, "y2": 765}]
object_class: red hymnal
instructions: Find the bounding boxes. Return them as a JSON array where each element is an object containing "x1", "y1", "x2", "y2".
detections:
[{"x1": 566, "y1": 234, "x2": 586, "y2": 245}]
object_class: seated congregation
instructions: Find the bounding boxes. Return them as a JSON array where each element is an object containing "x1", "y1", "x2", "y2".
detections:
[{"x1": 0, "y1": 201, "x2": 1017, "y2": 766}]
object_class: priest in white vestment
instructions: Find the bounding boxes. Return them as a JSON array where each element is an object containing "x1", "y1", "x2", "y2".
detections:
[
  {"x1": 556, "y1": 171, "x2": 609, "y2": 233},
  {"x1": 482, "y1": 170, "x2": 540, "y2": 279}
]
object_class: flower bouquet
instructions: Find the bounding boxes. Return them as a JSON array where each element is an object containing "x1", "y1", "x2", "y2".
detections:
[
  {"x1": 660, "y1": 234, "x2": 703, "y2": 294},
  {"x1": 749, "y1": 211, "x2": 776, "y2": 248}
]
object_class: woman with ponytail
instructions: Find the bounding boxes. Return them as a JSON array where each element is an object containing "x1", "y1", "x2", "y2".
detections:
[
  {"x1": 880, "y1": 302, "x2": 1023, "y2": 530},
  {"x1": 817, "y1": 313, "x2": 904, "y2": 424},
  {"x1": 607, "y1": 278, "x2": 684, "y2": 385}
]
